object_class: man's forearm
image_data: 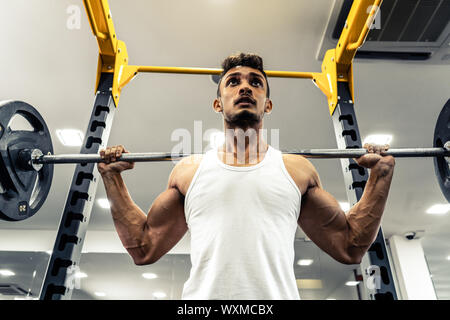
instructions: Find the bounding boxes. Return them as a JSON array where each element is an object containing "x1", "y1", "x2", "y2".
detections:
[
  {"x1": 345, "y1": 163, "x2": 395, "y2": 258},
  {"x1": 101, "y1": 173, "x2": 149, "y2": 252}
]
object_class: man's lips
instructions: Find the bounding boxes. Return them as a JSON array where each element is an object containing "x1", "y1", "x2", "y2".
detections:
[
  {"x1": 234, "y1": 97, "x2": 255, "y2": 105},
  {"x1": 236, "y1": 102, "x2": 254, "y2": 107}
]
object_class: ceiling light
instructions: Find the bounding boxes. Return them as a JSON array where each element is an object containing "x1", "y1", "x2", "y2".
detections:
[
  {"x1": 142, "y1": 273, "x2": 158, "y2": 279},
  {"x1": 326, "y1": 298, "x2": 336, "y2": 300},
  {"x1": 296, "y1": 279, "x2": 323, "y2": 289},
  {"x1": 56, "y1": 129, "x2": 84, "y2": 146},
  {"x1": 97, "y1": 198, "x2": 111, "y2": 209},
  {"x1": 0, "y1": 270, "x2": 15, "y2": 276},
  {"x1": 447, "y1": 256, "x2": 450, "y2": 261},
  {"x1": 153, "y1": 291, "x2": 166, "y2": 299},
  {"x1": 297, "y1": 259, "x2": 314, "y2": 266},
  {"x1": 94, "y1": 292, "x2": 106, "y2": 297},
  {"x1": 426, "y1": 204, "x2": 450, "y2": 215},
  {"x1": 362, "y1": 134, "x2": 392, "y2": 146},
  {"x1": 339, "y1": 202, "x2": 350, "y2": 211},
  {"x1": 345, "y1": 281, "x2": 360, "y2": 286},
  {"x1": 74, "y1": 272, "x2": 87, "y2": 279}
]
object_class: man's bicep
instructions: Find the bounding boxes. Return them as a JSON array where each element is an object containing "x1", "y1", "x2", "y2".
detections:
[
  {"x1": 299, "y1": 186, "x2": 345, "y2": 225},
  {"x1": 147, "y1": 187, "x2": 186, "y2": 229},
  {"x1": 298, "y1": 161, "x2": 343, "y2": 231},
  {"x1": 144, "y1": 187, "x2": 188, "y2": 262},
  {"x1": 298, "y1": 185, "x2": 352, "y2": 264}
]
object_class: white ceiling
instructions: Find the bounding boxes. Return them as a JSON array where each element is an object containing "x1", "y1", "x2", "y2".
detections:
[{"x1": 0, "y1": 0, "x2": 449, "y2": 300}]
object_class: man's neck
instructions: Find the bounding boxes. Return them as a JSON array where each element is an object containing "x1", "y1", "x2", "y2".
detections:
[{"x1": 218, "y1": 124, "x2": 269, "y2": 166}]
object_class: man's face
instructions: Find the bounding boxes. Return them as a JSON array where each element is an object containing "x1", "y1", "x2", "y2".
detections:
[{"x1": 213, "y1": 66, "x2": 272, "y2": 128}]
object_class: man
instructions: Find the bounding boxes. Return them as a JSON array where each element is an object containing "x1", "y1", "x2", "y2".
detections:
[{"x1": 98, "y1": 53, "x2": 395, "y2": 300}]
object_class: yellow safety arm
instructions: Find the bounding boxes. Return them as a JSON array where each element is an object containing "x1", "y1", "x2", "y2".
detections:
[
  {"x1": 336, "y1": 0, "x2": 382, "y2": 65},
  {"x1": 314, "y1": 0, "x2": 382, "y2": 115},
  {"x1": 83, "y1": 0, "x2": 119, "y2": 101},
  {"x1": 82, "y1": 0, "x2": 381, "y2": 112}
]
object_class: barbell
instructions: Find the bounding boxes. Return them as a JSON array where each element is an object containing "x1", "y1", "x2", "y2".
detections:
[{"x1": 0, "y1": 100, "x2": 449, "y2": 221}]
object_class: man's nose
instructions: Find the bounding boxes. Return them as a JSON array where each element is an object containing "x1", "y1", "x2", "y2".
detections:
[{"x1": 239, "y1": 85, "x2": 252, "y2": 96}]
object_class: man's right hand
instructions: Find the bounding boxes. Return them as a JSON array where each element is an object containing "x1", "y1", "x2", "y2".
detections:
[{"x1": 98, "y1": 145, "x2": 135, "y2": 176}]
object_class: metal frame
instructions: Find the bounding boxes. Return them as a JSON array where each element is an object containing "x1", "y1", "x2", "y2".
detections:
[
  {"x1": 27, "y1": 147, "x2": 449, "y2": 165},
  {"x1": 38, "y1": 0, "x2": 392, "y2": 299},
  {"x1": 39, "y1": 74, "x2": 116, "y2": 300},
  {"x1": 82, "y1": 0, "x2": 381, "y2": 114},
  {"x1": 332, "y1": 82, "x2": 397, "y2": 300}
]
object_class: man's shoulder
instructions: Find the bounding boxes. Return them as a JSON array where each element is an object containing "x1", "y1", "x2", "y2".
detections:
[
  {"x1": 169, "y1": 154, "x2": 203, "y2": 196},
  {"x1": 282, "y1": 154, "x2": 320, "y2": 193},
  {"x1": 176, "y1": 154, "x2": 203, "y2": 167},
  {"x1": 171, "y1": 154, "x2": 203, "y2": 178},
  {"x1": 282, "y1": 153, "x2": 314, "y2": 169}
]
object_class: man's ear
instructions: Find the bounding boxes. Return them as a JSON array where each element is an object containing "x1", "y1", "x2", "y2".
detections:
[
  {"x1": 213, "y1": 98, "x2": 223, "y2": 113},
  {"x1": 264, "y1": 99, "x2": 273, "y2": 114}
]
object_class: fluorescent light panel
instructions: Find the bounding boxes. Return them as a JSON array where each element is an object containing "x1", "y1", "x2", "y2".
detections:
[
  {"x1": 297, "y1": 259, "x2": 314, "y2": 266},
  {"x1": 153, "y1": 291, "x2": 167, "y2": 298},
  {"x1": 142, "y1": 273, "x2": 158, "y2": 279},
  {"x1": 339, "y1": 202, "x2": 350, "y2": 211},
  {"x1": 426, "y1": 204, "x2": 450, "y2": 215},
  {"x1": 296, "y1": 279, "x2": 323, "y2": 289},
  {"x1": 97, "y1": 198, "x2": 111, "y2": 209},
  {"x1": 345, "y1": 281, "x2": 360, "y2": 286},
  {"x1": 56, "y1": 129, "x2": 84, "y2": 146},
  {"x1": 362, "y1": 134, "x2": 392, "y2": 145},
  {"x1": 0, "y1": 270, "x2": 15, "y2": 276}
]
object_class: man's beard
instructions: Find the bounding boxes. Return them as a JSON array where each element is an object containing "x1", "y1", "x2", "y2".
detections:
[{"x1": 225, "y1": 109, "x2": 261, "y2": 130}]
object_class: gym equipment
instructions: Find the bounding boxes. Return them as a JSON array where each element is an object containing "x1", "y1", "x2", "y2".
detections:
[
  {"x1": 29, "y1": 147, "x2": 449, "y2": 164},
  {"x1": 0, "y1": 100, "x2": 54, "y2": 221},
  {"x1": 433, "y1": 99, "x2": 450, "y2": 202},
  {"x1": 0, "y1": 100, "x2": 448, "y2": 221}
]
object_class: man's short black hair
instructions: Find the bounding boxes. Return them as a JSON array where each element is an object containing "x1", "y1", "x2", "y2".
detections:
[{"x1": 217, "y1": 52, "x2": 270, "y2": 98}]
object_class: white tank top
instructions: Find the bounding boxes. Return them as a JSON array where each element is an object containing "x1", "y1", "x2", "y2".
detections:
[{"x1": 182, "y1": 145, "x2": 302, "y2": 300}]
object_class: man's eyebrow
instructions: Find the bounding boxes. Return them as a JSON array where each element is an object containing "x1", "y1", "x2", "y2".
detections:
[
  {"x1": 225, "y1": 72, "x2": 264, "y2": 80},
  {"x1": 225, "y1": 72, "x2": 241, "y2": 79},
  {"x1": 249, "y1": 72, "x2": 264, "y2": 79}
]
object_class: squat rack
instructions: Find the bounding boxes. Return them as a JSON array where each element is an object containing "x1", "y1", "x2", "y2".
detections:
[
  {"x1": 83, "y1": 0, "x2": 381, "y2": 115},
  {"x1": 39, "y1": 0, "x2": 395, "y2": 300}
]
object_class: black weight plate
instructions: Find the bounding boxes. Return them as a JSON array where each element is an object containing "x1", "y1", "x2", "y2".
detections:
[
  {"x1": 433, "y1": 99, "x2": 450, "y2": 203},
  {"x1": 0, "y1": 100, "x2": 54, "y2": 221}
]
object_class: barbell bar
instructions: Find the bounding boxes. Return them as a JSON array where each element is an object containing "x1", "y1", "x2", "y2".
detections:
[
  {"x1": 22, "y1": 147, "x2": 450, "y2": 168},
  {"x1": 1, "y1": 99, "x2": 449, "y2": 222}
]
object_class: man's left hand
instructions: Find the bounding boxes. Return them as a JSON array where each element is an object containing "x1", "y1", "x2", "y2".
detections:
[{"x1": 354, "y1": 143, "x2": 395, "y2": 172}]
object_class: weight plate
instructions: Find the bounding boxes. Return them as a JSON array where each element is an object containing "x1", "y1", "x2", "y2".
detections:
[
  {"x1": 0, "y1": 100, "x2": 54, "y2": 221},
  {"x1": 433, "y1": 99, "x2": 450, "y2": 203}
]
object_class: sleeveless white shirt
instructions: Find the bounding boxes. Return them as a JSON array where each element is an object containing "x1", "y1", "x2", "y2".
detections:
[{"x1": 182, "y1": 145, "x2": 302, "y2": 300}]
